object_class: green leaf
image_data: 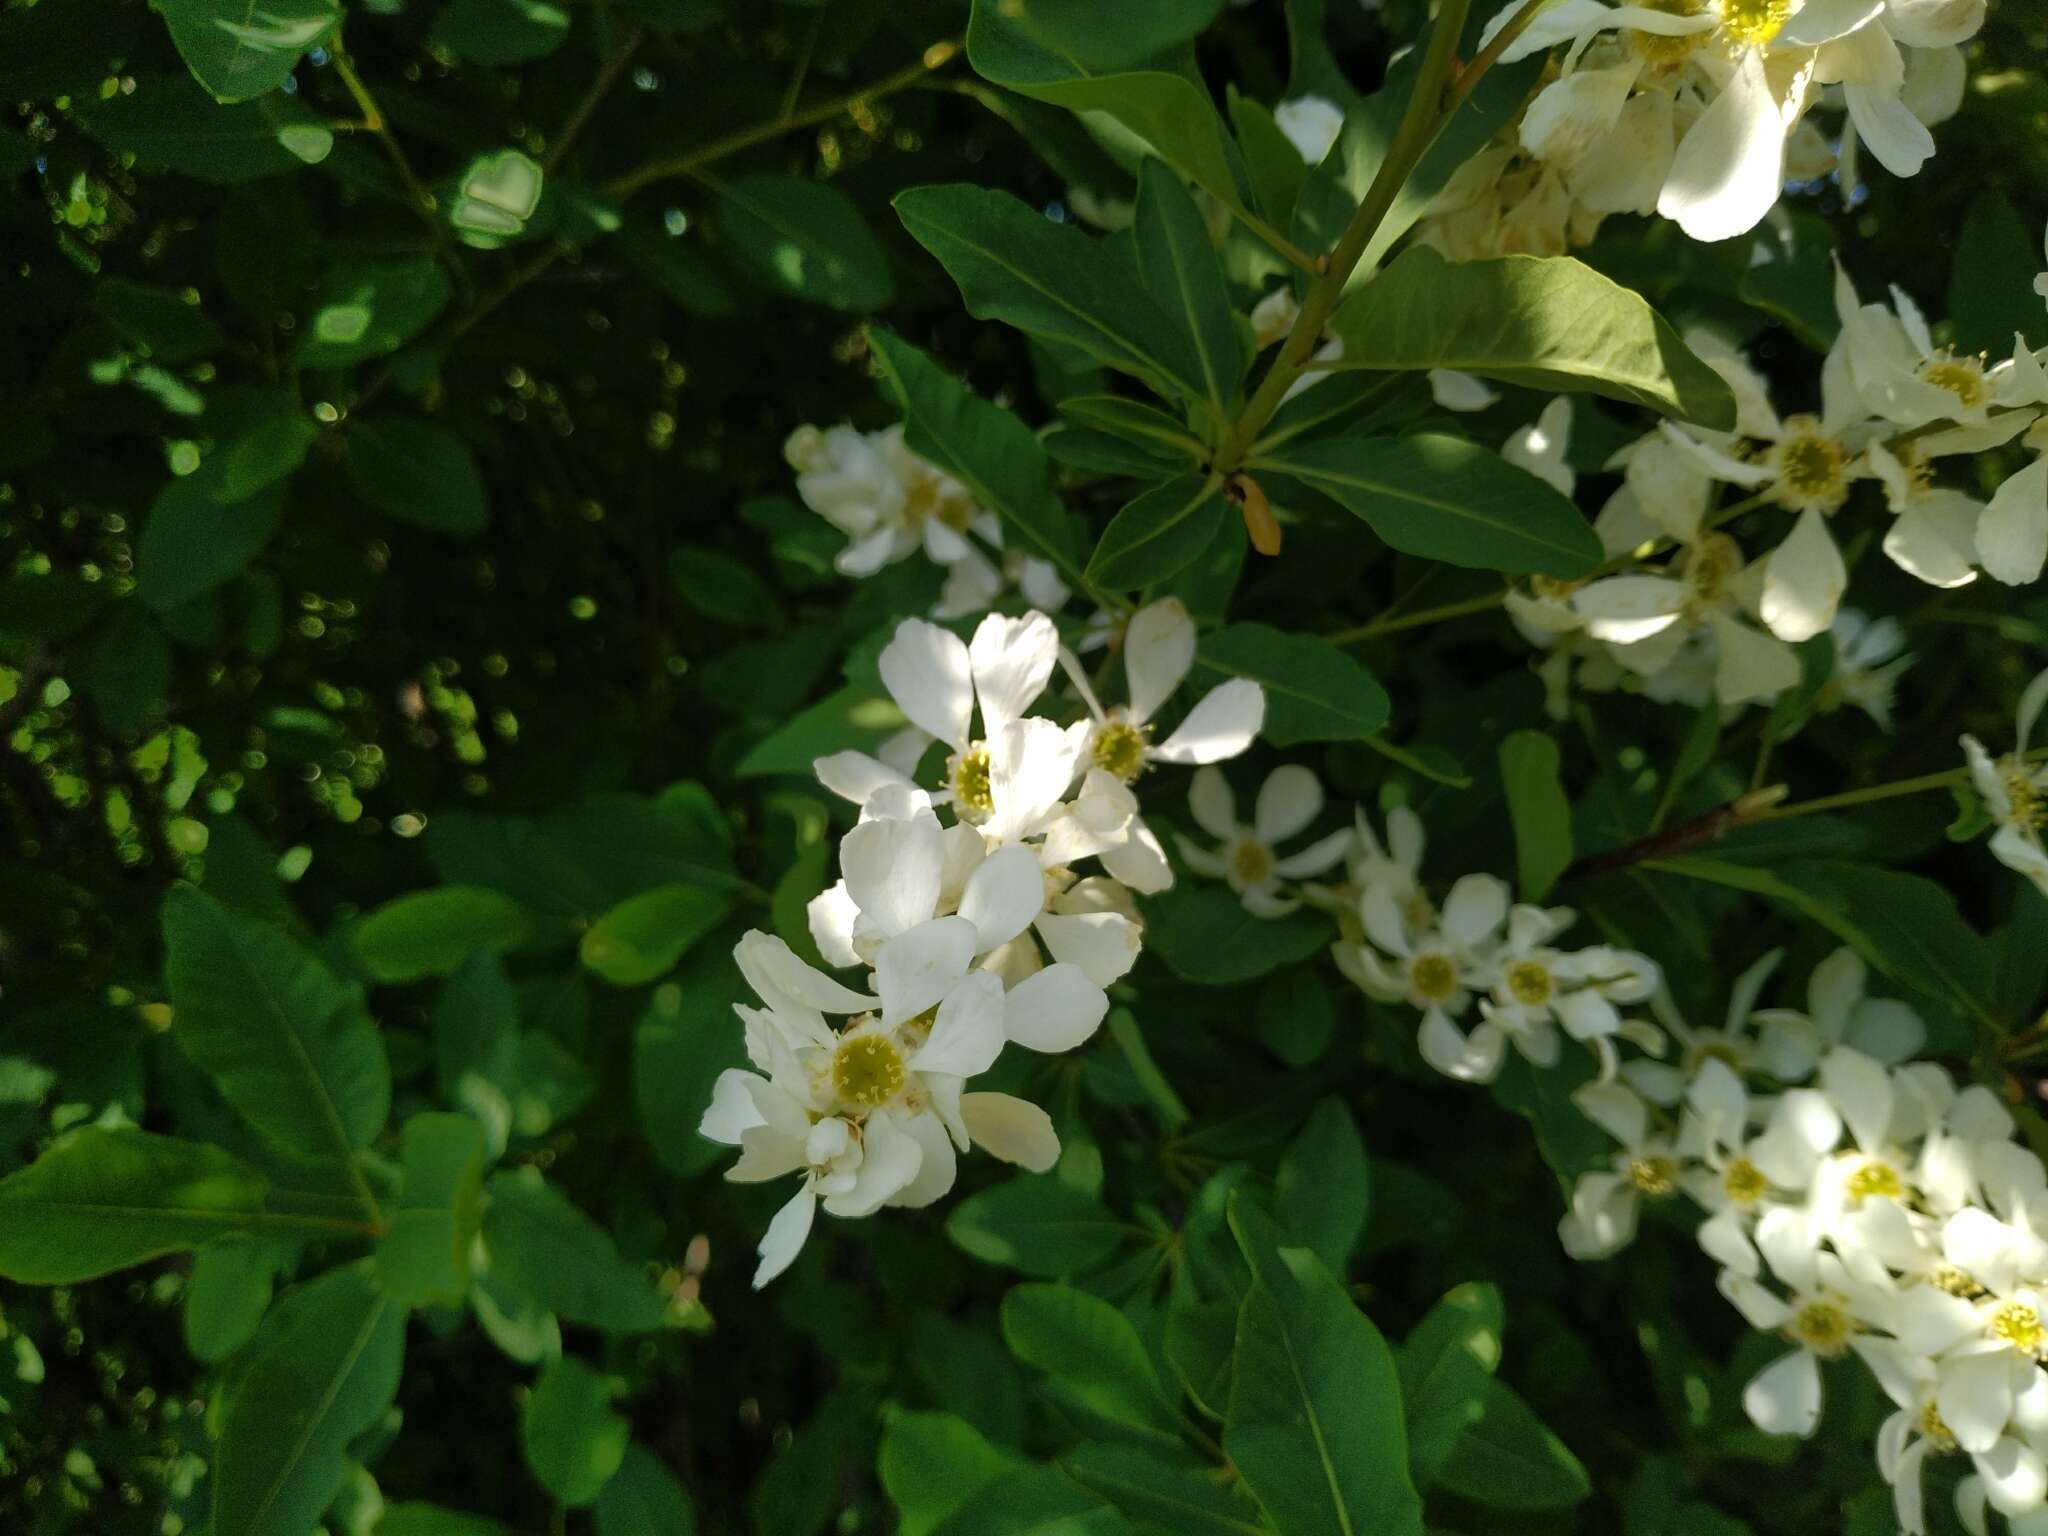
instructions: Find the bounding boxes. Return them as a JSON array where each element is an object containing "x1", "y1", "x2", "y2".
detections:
[
  {"x1": 717, "y1": 173, "x2": 894, "y2": 313},
  {"x1": 947, "y1": 1176, "x2": 1128, "y2": 1277},
  {"x1": 1257, "y1": 435, "x2": 1601, "y2": 579},
  {"x1": 1326, "y1": 248, "x2": 1737, "y2": 428},
  {"x1": 1134, "y1": 158, "x2": 1244, "y2": 420},
  {"x1": 376, "y1": 1113, "x2": 487, "y2": 1307},
  {"x1": 521, "y1": 1357, "x2": 630, "y2": 1507},
  {"x1": 1739, "y1": 211, "x2": 1839, "y2": 352},
  {"x1": 1003, "y1": 0, "x2": 1224, "y2": 71},
  {"x1": 1396, "y1": 1283, "x2": 1503, "y2": 1486},
  {"x1": 670, "y1": 544, "x2": 785, "y2": 628},
  {"x1": 896, "y1": 183, "x2": 1206, "y2": 400},
  {"x1": 867, "y1": 328, "x2": 1090, "y2": 593},
  {"x1": 433, "y1": 0, "x2": 572, "y2": 63},
  {"x1": 966, "y1": 4, "x2": 1257, "y2": 234},
  {"x1": 80, "y1": 76, "x2": 334, "y2": 181},
  {"x1": 1276, "y1": 1099, "x2": 1368, "y2": 1274},
  {"x1": 736, "y1": 686, "x2": 909, "y2": 778},
  {"x1": 579, "y1": 884, "x2": 729, "y2": 986},
  {"x1": 481, "y1": 1169, "x2": 670, "y2": 1332},
  {"x1": 1139, "y1": 883, "x2": 1332, "y2": 984},
  {"x1": 185, "y1": 1242, "x2": 279, "y2": 1362},
  {"x1": 162, "y1": 884, "x2": 392, "y2": 1161},
  {"x1": 596, "y1": 1445, "x2": 698, "y2": 1536},
  {"x1": 1950, "y1": 190, "x2": 2046, "y2": 358},
  {"x1": 1228, "y1": 88, "x2": 1310, "y2": 229},
  {"x1": 926, "y1": 1467, "x2": 1128, "y2": 1536},
  {"x1": 1001, "y1": 1284, "x2": 1183, "y2": 1446},
  {"x1": 1224, "y1": 1236, "x2": 1423, "y2": 1536},
  {"x1": 1434, "y1": 1378, "x2": 1590, "y2": 1510},
  {"x1": 1060, "y1": 1444, "x2": 1266, "y2": 1536},
  {"x1": 880, "y1": 1412, "x2": 1024, "y2": 1536},
  {"x1": 378, "y1": 1505, "x2": 518, "y2": 1536},
  {"x1": 138, "y1": 452, "x2": 298, "y2": 611},
  {"x1": 1088, "y1": 474, "x2": 1228, "y2": 588},
  {"x1": 96, "y1": 277, "x2": 229, "y2": 363},
  {"x1": 1057, "y1": 396, "x2": 1206, "y2": 459},
  {"x1": 159, "y1": 0, "x2": 340, "y2": 103},
  {"x1": 1499, "y1": 731, "x2": 1573, "y2": 903},
  {"x1": 297, "y1": 259, "x2": 453, "y2": 370},
  {"x1": 354, "y1": 886, "x2": 536, "y2": 985},
  {"x1": 343, "y1": 419, "x2": 491, "y2": 537},
  {"x1": 0, "y1": 1128, "x2": 276, "y2": 1283},
  {"x1": 450, "y1": 150, "x2": 545, "y2": 247},
  {"x1": 1193, "y1": 624, "x2": 1389, "y2": 745},
  {"x1": 213, "y1": 1262, "x2": 408, "y2": 1536}
]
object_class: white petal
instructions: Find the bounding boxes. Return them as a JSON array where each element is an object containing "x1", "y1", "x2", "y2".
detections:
[
  {"x1": 958, "y1": 843, "x2": 1046, "y2": 953},
  {"x1": 1036, "y1": 910, "x2": 1143, "y2": 988},
  {"x1": 1123, "y1": 598, "x2": 1196, "y2": 726},
  {"x1": 1254, "y1": 764, "x2": 1323, "y2": 844},
  {"x1": 960, "y1": 1092, "x2": 1060, "y2": 1172},
  {"x1": 812, "y1": 750, "x2": 916, "y2": 806},
  {"x1": 1188, "y1": 765, "x2": 1239, "y2": 841},
  {"x1": 1885, "y1": 494, "x2": 1983, "y2": 589},
  {"x1": 1418, "y1": 1009, "x2": 1507, "y2": 1083},
  {"x1": 701, "y1": 1068, "x2": 771, "y2": 1144},
  {"x1": 887, "y1": 1110, "x2": 959, "y2": 1208},
  {"x1": 1428, "y1": 369, "x2": 1499, "y2": 411},
  {"x1": 1819, "y1": 1045, "x2": 1894, "y2": 1154},
  {"x1": 1976, "y1": 1437, "x2": 2048, "y2": 1519},
  {"x1": 1657, "y1": 49, "x2": 1799, "y2": 244},
  {"x1": 840, "y1": 807, "x2": 946, "y2": 940},
  {"x1": 985, "y1": 717, "x2": 1082, "y2": 843},
  {"x1": 880, "y1": 618, "x2": 975, "y2": 749},
  {"x1": 1845, "y1": 80, "x2": 1936, "y2": 178},
  {"x1": 1781, "y1": 0, "x2": 1885, "y2": 44},
  {"x1": 1572, "y1": 576, "x2": 1686, "y2": 643},
  {"x1": 1980, "y1": 458, "x2": 2048, "y2": 586},
  {"x1": 1152, "y1": 679, "x2": 1265, "y2": 764},
  {"x1": 1761, "y1": 508, "x2": 1846, "y2": 643},
  {"x1": 753, "y1": 1185, "x2": 818, "y2": 1288},
  {"x1": 1441, "y1": 874, "x2": 1510, "y2": 949},
  {"x1": 968, "y1": 611, "x2": 1059, "y2": 737},
  {"x1": 1272, "y1": 828, "x2": 1355, "y2": 879},
  {"x1": 1942, "y1": 1352, "x2": 2022, "y2": 1455},
  {"x1": 735, "y1": 930, "x2": 878, "y2": 1020},
  {"x1": 873, "y1": 917, "x2": 977, "y2": 1026},
  {"x1": 1743, "y1": 1349, "x2": 1823, "y2": 1437},
  {"x1": 1708, "y1": 611, "x2": 1800, "y2": 705},
  {"x1": 824, "y1": 1110, "x2": 927, "y2": 1218},
  {"x1": 910, "y1": 970, "x2": 1006, "y2": 1078},
  {"x1": 1004, "y1": 962, "x2": 1109, "y2": 1052},
  {"x1": 807, "y1": 882, "x2": 863, "y2": 969},
  {"x1": 1099, "y1": 818, "x2": 1174, "y2": 895}
]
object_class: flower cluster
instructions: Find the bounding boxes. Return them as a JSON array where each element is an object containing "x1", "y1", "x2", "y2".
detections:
[
  {"x1": 702, "y1": 603, "x2": 1266, "y2": 1284},
  {"x1": 1419, "y1": 0, "x2": 1981, "y2": 254},
  {"x1": 1331, "y1": 785, "x2": 2048, "y2": 1534},
  {"x1": 1504, "y1": 245, "x2": 2048, "y2": 715}
]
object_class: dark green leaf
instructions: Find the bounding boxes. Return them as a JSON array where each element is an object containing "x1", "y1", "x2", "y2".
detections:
[
  {"x1": 344, "y1": 419, "x2": 491, "y2": 537},
  {"x1": 880, "y1": 1412, "x2": 1023, "y2": 1536},
  {"x1": 1134, "y1": 157, "x2": 1244, "y2": 419},
  {"x1": 376, "y1": 1113, "x2": 487, "y2": 1307},
  {"x1": 184, "y1": 1242, "x2": 279, "y2": 1362},
  {"x1": 1139, "y1": 883, "x2": 1331, "y2": 984},
  {"x1": 718, "y1": 173, "x2": 894, "y2": 313},
  {"x1": 80, "y1": 76, "x2": 335, "y2": 181},
  {"x1": 297, "y1": 259, "x2": 453, "y2": 369},
  {"x1": 1276, "y1": 1098, "x2": 1368, "y2": 1273},
  {"x1": 1001, "y1": 1284, "x2": 1182, "y2": 1446},
  {"x1": 1194, "y1": 623, "x2": 1389, "y2": 745},
  {"x1": 596, "y1": 1445, "x2": 698, "y2": 1536},
  {"x1": 1499, "y1": 731, "x2": 1572, "y2": 902},
  {"x1": 434, "y1": 0, "x2": 572, "y2": 63},
  {"x1": 1435, "y1": 1378, "x2": 1590, "y2": 1510},
  {"x1": 481, "y1": 1169, "x2": 670, "y2": 1332},
  {"x1": 579, "y1": 883, "x2": 729, "y2": 986},
  {"x1": 159, "y1": 0, "x2": 340, "y2": 103},
  {"x1": 947, "y1": 1176, "x2": 1129, "y2": 1277},
  {"x1": 1004, "y1": 0, "x2": 1224, "y2": 71},
  {"x1": 521, "y1": 1357, "x2": 630, "y2": 1507},
  {"x1": 354, "y1": 886, "x2": 536, "y2": 984},
  {"x1": 1088, "y1": 473, "x2": 1227, "y2": 588},
  {"x1": 1397, "y1": 1283, "x2": 1503, "y2": 1485},
  {"x1": 1060, "y1": 1445, "x2": 1265, "y2": 1535}
]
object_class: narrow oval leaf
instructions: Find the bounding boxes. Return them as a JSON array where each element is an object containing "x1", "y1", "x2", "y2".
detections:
[
  {"x1": 1397, "y1": 1282, "x2": 1504, "y2": 1485},
  {"x1": 481, "y1": 1170, "x2": 670, "y2": 1332},
  {"x1": 1056, "y1": 395, "x2": 1206, "y2": 459},
  {"x1": 718, "y1": 173, "x2": 894, "y2": 313},
  {"x1": 946, "y1": 1177, "x2": 1127, "y2": 1278},
  {"x1": 1005, "y1": 0, "x2": 1224, "y2": 71},
  {"x1": 162, "y1": 884, "x2": 392, "y2": 1161},
  {"x1": 1258, "y1": 435, "x2": 1601, "y2": 578},
  {"x1": 344, "y1": 419, "x2": 491, "y2": 537},
  {"x1": 1327, "y1": 247, "x2": 1738, "y2": 428},
  {"x1": 1138, "y1": 883, "x2": 1331, "y2": 984},
  {"x1": 579, "y1": 883, "x2": 730, "y2": 987},
  {"x1": 1193, "y1": 623, "x2": 1389, "y2": 745},
  {"x1": 0, "y1": 1128, "x2": 273, "y2": 1283},
  {"x1": 1134, "y1": 157, "x2": 1244, "y2": 419},
  {"x1": 213, "y1": 1262, "x2": 407, "y2": 1536},
  {"x1": 1001, "y1": 1284, "x2": 1182, "y2": 1445},
  {"x1": 1434, "y1": 1378, "x2": 1591, "y2": 1510},
  {"x1": 896, "y1": 183, "x2": 1205, "y2": 400},
  {"x1": 160, "y1": 0, "x2": 340, "y2": 103},
  {"x1": 354, "y1": 886, "x2": 536, "y2": 984},
  {"x1": 1499, "y1": 731, "x2": 1574, "y2": 903},
  {"x1": 1087, "y1": 473, "x2": 1226, "y2": 588}
]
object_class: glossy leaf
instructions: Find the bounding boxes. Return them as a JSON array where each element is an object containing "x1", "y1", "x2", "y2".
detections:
[
  {"x1": 159, "y1": 0, "x2": 340, "y2": 103},
  {"x1": 1001, "y1": 1284, "x2": 1183, "y2": 1446},
  {"x1": 1088, "y1": 474, "x2": 1227, "y2": 588},
  {"x1": 1193, "y1": 623, "x2": 1389, "y2": 745},
  {"x1": 1257, "y1": 435, "x2": 1601, "y2": 578},
  {"x1": 1275, "y1": 1099, "x2": 1368, "y2": 1273},
  {"x1": 717, "y1": 173, "x2": 894, "y2": 312},
  {"x1": 947, "y1": 1176, "x2": 1128, "y2": 1277},
  {"x1": 1133, "y1": 157, "x2": 1244, "y2": 419},
  {"x1": 595, "y1": 1446, "x2": 699, "y2": 1536},
  {"x1": 1499, "y1": 731, "x2": 1573, "y2": 903},
  {"x1": 1004, "y1": 0, "x2": 1224, "y2": 71},
  {"x1": 297, "y1": 258, "x2": 453, "y2": 369},
  {"x1": 354, "y1": 886, "x2": 536, "y2": 984},
  {"x1": 1396, "y1": 1282, "x2": 1503, "y2": 1485}
]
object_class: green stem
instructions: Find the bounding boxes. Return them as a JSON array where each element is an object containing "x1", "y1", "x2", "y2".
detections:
[
  {"x1": 1758, "y1": 766, "x2": 1971, "y2": 820},
  {"x1": 1328, "y1": 588, "x2": 1506, "y2": 643},
  {"x1": 1211, "y1": 0, "x2": 1499, "y2": 476},
  {"x1": 605, "y1": 39, "x2": 963, "y2": 199},
  {"x1": 332, "y1": 44, "x2": 447, "y2": 250}
]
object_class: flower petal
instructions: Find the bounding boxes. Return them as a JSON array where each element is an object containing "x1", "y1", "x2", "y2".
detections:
[
  {"x1": 1254, "y1": 764, "x2": 1324, "y2": 844},
  {"x1": 873, "y1": 917, "x2": 977, "y2": 1026},
  {"x1": 1004, "y1": 962, "x2": 1109, "y2": 1052},
  {"x1": 960, "y1": 1091, "x2": 1060, "y2": 1171},
  {"x1": 1152, "y1": 679, "x2": 1265, "y2": 764},
  {"x1": 958, "y1": 843, "x2": 1046, "y2": 953},
  {"x1": 1123, "y1": 598, "x2": 1196, "y2": 726},
  {"x1": 753, "y1": 1185, "x2": 818, "y2": 1288},
  {"x1": 879, "y1": 618, "x2": 974, "y2": 749}
]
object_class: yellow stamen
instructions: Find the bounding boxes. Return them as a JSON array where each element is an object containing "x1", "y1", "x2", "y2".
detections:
[
  {"x1": 1091, "y1": 719, "x2": 1152, "y2": 783},
  {"x1": 830, "y1": 1032, "x2": 906, "y2": 1111}
]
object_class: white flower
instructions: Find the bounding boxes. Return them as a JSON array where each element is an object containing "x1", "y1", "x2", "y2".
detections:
[
  {"x1": 1820, "y1": 608, "x2": 1913, "y2": 729},
  {"x1": 1559, "y1": 1080, "x2": 1687, "y2": 1259},
  {"x1": 1483, "y1": 906, "x2": 1662, "y2": 1074},
  {"x1": 1274, "y1": 95, "x2": 1345, "y2": 164},
  {"x1": 1179, "y1": 765, "x2": 1353, "y2": 918},
  {"x1": 1681, "y1": 1058, "x2": 1841, "y2": 1222},
  {"x1": 1746, "y1": 946, "x2": 1928, "y2": 1083},
  {"x1": 1623, "y1": 948, "x2": 1784, "y2": 1103},
  {"x1": 1834, "y1": 263, "x2": 2023, "y2": 432},
  {"x1": 1502, "y1": 397, "x2": 1575, "y2": 496},
  {"x1": 1347, "y1": 802, "x2": 1428, "y2": 918},
  {"x1": 1428, "y1": 370, "x2": 1500, "y2": 412},
  {"x1": 785, "y1": 422, "x2": 995, "y2": 579},
  {"x1": 1961, "y1": 667, "x2": 2048, "y2": 897},
  {"x1": 1981, "y1": 425, "x2": 2048, "y2": 587}
]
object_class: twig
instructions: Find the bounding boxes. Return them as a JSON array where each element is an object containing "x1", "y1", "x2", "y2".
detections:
[{"x1": 545, "y1": 26, "x2": 645, "y2": 176}]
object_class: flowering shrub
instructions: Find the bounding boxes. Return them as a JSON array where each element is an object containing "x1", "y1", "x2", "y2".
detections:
[{"x1": 2, "y1": 1, "x2": 2047, "y2": 1534}]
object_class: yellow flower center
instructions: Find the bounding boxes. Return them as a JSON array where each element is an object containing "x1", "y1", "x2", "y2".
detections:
[
  {"x1": 950, "y1": 746, "x2": 994, "y2": 821},
  {"x1": 2005, "y1": 768, "x2": 2048, "y2": 832},
  {"x1": 1091, "y1": 719, "x2": 1152, "y2": 783},
  {"x1": 1682, "y1": 533, "x2": 1743, "y2": 615},
  {"x1": 1628, "y1": 0, "x2": 1710, "y2": 68},
  {"x1": 1992, "y1": 1301, "x2": 2047, "y2": 1357},
  {"x1": 1628, "y1": 1156, "x2": 1679, "y2": 1197},
  {"x1": 1921, "y1": 353, "x2": 1988, "y2": 412},
  {"x1": 1230, "y1": 838, "x2": 1275, "y2": 887},
  {"x1": 1722, "y1": 1157, "x2": 1768, "y2": 1207},
  {"x1": 903, "y1": 471, "x2": 974, "y2": 532},
  {"x1": 1505, "y1": 959, "x2": 1555, "y2": 1008},
  {"x1": 1718, "y1": 0, "x2": 1791, "y2": 45},
  {"x1": 1772, "y1": 424, "x2": 1850, "y2": 513},
  {"x1": 1788, "y1": 1299, "x2": 1855, "y2": 1358},
  {"x1": 1528, "y1": 574, "x2": 1583, "y2": 603},
  {"x1": 1844, "y1": 1159, "x2": 1903, "y2": 1203},
  {"x1": 1917, "y1": 1401, "x2": 1958, "y2": 1450},
  {"x1": 830, "y1": 1032, "x2": 906, "y2": 1111},
  {"x1": 1410, "y1": 952, "x2": 1460, "y2": 1003},
  {"x1": 1932, "y1": 1264, "x2": 1985, "y2": 1299}
]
